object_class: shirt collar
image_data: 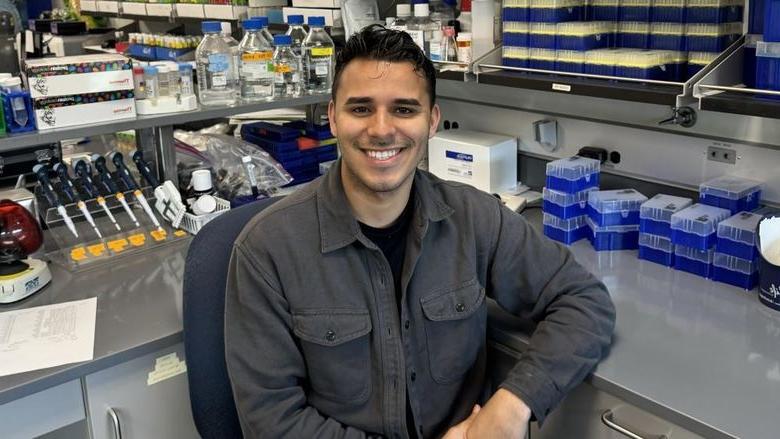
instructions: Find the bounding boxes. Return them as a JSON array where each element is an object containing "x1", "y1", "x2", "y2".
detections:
[{"x1": 316, "y1": 160, "x2": 454, "y2": 253}]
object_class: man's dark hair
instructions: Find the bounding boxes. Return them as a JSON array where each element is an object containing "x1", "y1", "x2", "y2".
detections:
[{"x1": 332, "y1": 24, "x2": 437, "y2": 107}]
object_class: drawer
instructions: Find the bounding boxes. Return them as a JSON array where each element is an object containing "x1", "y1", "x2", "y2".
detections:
[
  {"x1": 0, "y1": 380, "x2": 85, "y2": 439},
  {"x1": 85, "y1": 343, "x2": 199, "y2": 439}
]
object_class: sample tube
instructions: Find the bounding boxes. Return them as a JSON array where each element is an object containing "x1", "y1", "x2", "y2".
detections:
[
  {"x1": 132, "y1": 65, "x2": 146, "y2": 99},
  {"x1": 143, "y1": 66, "x2": 159, "y2": 105},
  {"x1": 178, "y1": 63, "x2": 194, "y2": 96},
  {"x1": 0, "y1": 77, "x2": 28, "y2": 127},
  {"x1": 156, "y1": 64, "x2": 171, "y2": 98}
]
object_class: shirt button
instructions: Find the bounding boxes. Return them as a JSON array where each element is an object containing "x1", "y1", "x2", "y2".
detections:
[
  {"x1": 325, "y1": 330, "x2": 336, "y2": 341},
  {"x1": 404, "y1": 320, "x2": 410, "y2": 330},
  {"x1": 455, "y1": 303, "x2": 466, "y2": 312},
  {"x1": 410, "y1": 371, "x2": 416, "y2": 381}
]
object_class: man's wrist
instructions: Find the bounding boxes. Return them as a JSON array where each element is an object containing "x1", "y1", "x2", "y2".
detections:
[{"x1": 495, "y1": 388, "x2": 533, "y2": 422}]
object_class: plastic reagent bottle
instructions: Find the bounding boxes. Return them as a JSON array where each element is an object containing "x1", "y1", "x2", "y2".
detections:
[
  {"x1": 303, "y1": 16, "x2": 335, "y2": 95},
  {"x1": 285, "y1": 15, "x2": 309, "y2": 57},
  {"x1": 442, "y1": 26, "x2": 458, "y2": 61},
  {"x1": 390, "y1": 4, "x2": 412, "y2": 31},
  {"x1": 178, "y1": 63, "x2": 194, "y2": 96},
  {"x1": 0, "y1": 77, "x2": 27, "y2": 127},
  {"x1": 221, "y1": 22, "x2": 241, "y2": 99},
  {"x1": 196, "y1": 21, "x2": 237, "y2": 106},
  {"x1": 273, "y1": 34, "x2": 302, "y2": 98},
  {"x1": 239, "y1": 18, "x2": 275, "y2": 101},
  {"x1": 410, "y1": 1, "x2": 439, "y2": 57},
  {"x1": 250, "y1": 16, "x2": 275, "y2": 46},
  {"x1": 429, "y1": 29, "x2": 443, "y2": 61}
]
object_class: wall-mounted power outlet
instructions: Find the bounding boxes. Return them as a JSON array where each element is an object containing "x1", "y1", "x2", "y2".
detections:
[{"x1": 707, "y1": 146, "x2": 737, "y2": 164}]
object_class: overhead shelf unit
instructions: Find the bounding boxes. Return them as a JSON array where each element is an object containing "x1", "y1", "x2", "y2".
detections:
[
  {"x1": 471, "y1": 45, "x2": 732, "y2": 108},
  {"x1": 694, "y1": 37, "x2": 780, "y2": 120},
  {"x1": 80, "y1": 2, "x2": 249, "y2": 21}
]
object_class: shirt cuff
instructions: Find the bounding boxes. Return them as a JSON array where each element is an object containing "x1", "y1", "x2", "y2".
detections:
[{"x1": 498, "y1": 362, "x2": 561, "y2": 426}]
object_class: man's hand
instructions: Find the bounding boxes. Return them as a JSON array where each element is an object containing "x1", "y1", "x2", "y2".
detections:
[
  {"x1": 464, "y1": 388, "x2": 532, "y2": 439},
  {"x1": 442, "y1": 404, "x2": 481, "y2": 439}
]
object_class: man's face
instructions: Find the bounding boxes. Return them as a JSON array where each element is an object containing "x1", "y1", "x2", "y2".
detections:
[{"x1": 328, "y1": 59, "x2": 440, "y2": 197}]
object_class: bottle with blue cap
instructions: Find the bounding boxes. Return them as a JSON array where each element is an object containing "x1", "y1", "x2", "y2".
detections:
[
  {"x1": 285, "y1": 14, "x2": 309, "y2": 57},
  {"x1": 303, "y1": 16, "x2": 335, "y2": 94},
  {"x1": 250, "y1": 16, "x2": 275, "y2": 46},
  {"x1": 143, "y1": 66, "x2": 159, "y2": 106},
  {"x1": 239, "y1": 19, "x2": 275, "y2": 101},
  {"x1": 196, "y1": 21, "x2": 238, "y2": 106},
  {"x1": 272, "y1": 34, "x2": 302, "y2": 98}
]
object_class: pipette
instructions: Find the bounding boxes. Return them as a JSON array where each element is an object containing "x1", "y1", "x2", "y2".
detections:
[
  {"x1": 109, "y1": 151, "x2": 161, "y2": 230},
  {"x1": 53, "y1": 162, "x2": 103, "y2": 239},
  {"x1": 92, "y1": 154, "x2": 140, "y2": 228},
  {"x1": 131, "y1": 150, "x2": 160, "y2": 188},
  {"x1": 33, "y1": 164, "x2": 79, "y2": 238},
  {"x1": 74, "y1": 159, "x2": 122, "y2": 232}
]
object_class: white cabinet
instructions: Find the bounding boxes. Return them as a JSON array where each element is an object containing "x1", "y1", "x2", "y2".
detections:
[
  {"x1": 0, "y1": 380, "x2": 86, "y2": 439},
  {"x1": 85, "y1": 343, "x2": 199, "y2": 439}
]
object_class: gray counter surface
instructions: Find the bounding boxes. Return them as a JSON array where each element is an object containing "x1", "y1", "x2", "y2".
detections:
[{"x1": 1, "y1": 216, "x2": 779, "y2": 439}]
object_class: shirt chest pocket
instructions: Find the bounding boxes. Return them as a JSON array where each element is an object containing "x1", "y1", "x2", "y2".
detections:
[
  {"x1": 420, "y1": 279, "x2": 487, "y2": 385},
  {"x1": 292, "y1": 309, "x2": 373, "y2": 404}
]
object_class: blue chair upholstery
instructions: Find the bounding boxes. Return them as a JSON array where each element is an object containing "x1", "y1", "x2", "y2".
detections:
[{"x1": 183, "y1": 197, "x2": 280, "y2": 439}]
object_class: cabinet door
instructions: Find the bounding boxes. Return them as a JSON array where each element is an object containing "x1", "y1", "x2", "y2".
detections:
[
  {"x1": 85, "y1": 343, "x2": 199, "y2": 439},
  {"x1": 0, "y1": 380, "x2": 86, "y2": 439}
]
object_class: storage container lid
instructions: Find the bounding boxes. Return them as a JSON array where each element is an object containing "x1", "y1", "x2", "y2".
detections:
[
  {"x1": 670, "y1": 203, "x2": 731, "y2": 235},
  {"x1": 713, "y1": 252, "x2": 758, "y2": 274},
  {"x1": 587, "y1": 189, "x2": 648, "y2": 214},
  {"x1": 585, "y1": 215, "x2": 640, "y2": 233},
  {"x1": 639, "y1": 232, "x2": 674, "y2": 252},
  {"x1": 675, "y1": 245, "x2": 714, "y2": 263},
  {"x1": 640, "y1": 194, "x2": 692, "y2": 222},
  {"x1": 717, "y1": 211, "x2": 761, "y2": 245},
  {"x1": 543, "y1": 186, "x2": 595, "y2": 206},
  {"x1": 545, "y1": 156, "x2": 600, "y2": 180},
  {"x1": 543, "y1": 213, "x2": 587, "y2": 231},
  {"x1": 757, "y1": 41, "x2": 780, "y2": 59},
  {"x1": 699, "y1": 175, "x2": 762, "y2": 200}
]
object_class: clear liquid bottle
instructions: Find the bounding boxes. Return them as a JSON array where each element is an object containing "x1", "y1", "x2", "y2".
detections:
[
  {"x1": 0, "y1": 77, "x2": 28, "y2": 127},
  {"x1": 196, "y1": 21, "x2": 238, "y2": 106},
  {"x1": 239, "y1": 18, "x2": 275, "y2": 101},
  {"x1": 430, "y1": 0, "x2": 458, "y2": 29},
  {"x1": 250, "y1": 16, "x2": 275, "y2": 46},
  {"x1": 143, "y1": 66, "x2": 159, "y2": 106},
  {"x1": 390, "y1": 3, "x2": 412, "y2": 31},
  {"x1": 221, "y1": 22, "x2": 241, "y2": 99},
  {"x1": 409, "y1": 2, "x2": 440, "y2": 57},
  {"x1": 303, "y1": 16, "x2": 335, "y2": 95},
  {"x1": 441, "y1": 26, "x2": 458, "y2": 61},
  {"x1": 178, "y1": 63, "x2": 195, "y2": 96},
  {"x1": 429, "y1": 29, "x2": 443, "y2": 61},
  {"x1": 285, "y1": 15, "x2": 308, "y2": 57},
  {"x1": 272, "y1": 34, "x2": 302, "y2": 98}
]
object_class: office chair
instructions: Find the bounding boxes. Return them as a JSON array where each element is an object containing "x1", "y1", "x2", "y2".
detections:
[{"x1": 183, "y1": 197, "x2": 280, "y2": 439}]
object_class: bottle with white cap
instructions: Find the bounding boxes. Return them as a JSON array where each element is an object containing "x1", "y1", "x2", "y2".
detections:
[
  {"x1": 0, "y1": 77, "x2": 29, "y2": 127},
  {"x1": 191, "y1": 169, "x2": 214, "y2": 198},
  {"x1": 390, "y1": 4, "x2": 412, "y2": 31},
  {"x1": 409, "y1": 0, "x2": 439, "y2": 57}
]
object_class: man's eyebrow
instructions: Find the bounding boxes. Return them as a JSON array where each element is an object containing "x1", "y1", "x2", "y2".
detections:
[
  {"x1": 393, "y1": 98, "x2": 422, "y2": 106},
  {"x1": 344, "y1": 97, "x2": 373, "y2": 104}
]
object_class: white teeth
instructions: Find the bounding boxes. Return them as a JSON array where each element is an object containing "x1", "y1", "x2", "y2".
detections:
[{"x1": 366, "y1": 149, "x2": 400, "y2": 161}]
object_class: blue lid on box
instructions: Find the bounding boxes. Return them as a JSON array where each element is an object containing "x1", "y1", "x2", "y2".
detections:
[
  {"x1": 675, "y1": 245, "x2": 714, "y2": 263},
  {"x1": 671, "y1": 203, "x2": 731, "y2": 236},
  {"x1": 545, "y1": 156, "x2": 600, "y2": 180},
  {"x1": 713, "y1": 252, "x2": 758, "y2": 274},
  {"x1": 699, "y1": 175, "x2": 762, "y2": 200},
  {"x1": 585, "y1": 215, "x2": 639, "y2": 233},
  {"x1": 587, "y1": 189, "x2": 648, "y2": 214},
  {"x1": 543, "y1": 213, "x2": 587, "y2": 231},
  {"x1": 640, "y1": 194, "x2": 693, "y2": 222},
  {"x1": 543, "y1": 186, "x2": 595, "y2": 206},
  {"x1": 717, "y1": 211, "x2": 761, "y2": 245},
  {"x1": 639, "y1": 232, "x2": 674, "y2": 252}
]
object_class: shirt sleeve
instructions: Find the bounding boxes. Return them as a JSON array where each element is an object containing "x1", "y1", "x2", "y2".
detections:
[
  {"x1": 224, "y1": 243, "x2": 370, "y2": 439},
  {"x1": 486, "y1": 203, "x2": 616, "y2": 425}
]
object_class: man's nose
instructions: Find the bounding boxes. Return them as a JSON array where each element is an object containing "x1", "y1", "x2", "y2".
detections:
[{"x1": 366, "y1": 109, "x2": 396, "y2": 140}]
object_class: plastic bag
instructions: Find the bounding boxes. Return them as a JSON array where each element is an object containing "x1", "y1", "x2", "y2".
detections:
[
  {"x1": 341, "y1": 0, "x2": 381, "y2": 39},
  {"x1": 175, "y1": 134, "x2": 293, "y2": 200}
]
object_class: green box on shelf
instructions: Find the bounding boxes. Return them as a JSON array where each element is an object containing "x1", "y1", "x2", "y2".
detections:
[{"x1": 0, "y1": 102, "x2": 5, "y2": 135}]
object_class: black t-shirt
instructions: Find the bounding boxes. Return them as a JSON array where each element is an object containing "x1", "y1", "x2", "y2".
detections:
[{"x1": 359, "y1": 192, "x2": 418, "y2": 439}]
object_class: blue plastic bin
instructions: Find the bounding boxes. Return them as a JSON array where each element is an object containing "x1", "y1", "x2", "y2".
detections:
[
  {"x1": 617, "y1": 22, "x2": 651, "y2": 48},
  {"x1": 716, "y1": 211, "x2": 761, "y2": 260},
  {"x1": 0, "y1": 91, "x2": 36, "y2": 133},
  {"x1": 652, "y1": 0, "x2": 686, "y2": 22},
  {"x1": 670, "y1": 203, "x2": 731, "y2": 250},
  {"x1": 529, "y1": 0, "x2": 585, "y2": 22},
  {"x1": 686, "y1": 0, "x2": 743, "y2": 23},
  {"x1": 588, "y1": 0, "x2": 619, "y2": 20},
  {"x1": 556, "y1": 22, "x2": 612, "y2": 50},
  {"x1": 713, "y1": 252, "x2": 759, "y2": 289},
  {"x1": 619, "y1": 0, "x2": 653, "y2": 20},
  {"x1": 699, "y1": 175, "x2": 762, "y2": 214},
  {"x1": 586, "y1": 216, "x2": 640, "y2": 251},
  {"x1": 543, "y1": 187, "x2": 595, "y2": 218},
  {"x1": 650, "y1": 23, "x2": 686, "y2": 51},
  {"x1": 639, "y1": 194, "x2": 693, "y2": 236},
  {"x1": 529, "y1": 23, "x2": 558, "y2": 49},
  {"x1": 675, "y1": 245, "x2": 714, "y2": 277},
  {"x1": 503, "y1": 7, "x2": 531, "y2": 21},
  {"x1": 685, "y1": 23, "x2": 740, "y2": 52},
  {"x1": 543, "y1": 214, "x2": 589, "y2": 244},
  {"x1": 587, "y1": 189, "x2": 648, "y2": 226},
  {"x1": 638, "y1": 233, "x2": 675, "y2": 266},
  {"x1": 545, "y1": 156, "x2": 600, "y2": 193},
  {"x1": 555, "y1": 50, "x2": 587, "y2": 72},
  {"x1": 756, "y1": 41, "x2": 780, "y2": 90}
]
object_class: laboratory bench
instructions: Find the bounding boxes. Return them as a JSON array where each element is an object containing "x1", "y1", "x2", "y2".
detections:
[{"x1": 0, "y1": 209, "x2": 778, "y2": 438}]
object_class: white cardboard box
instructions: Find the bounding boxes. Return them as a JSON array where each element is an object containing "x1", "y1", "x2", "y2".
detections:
[
  {"x1": 35, "y1": 99, "x2": 136, "y2": 130},
  {"x1": 122, "y1": 2, "x2": 147, "y2": 15},
  {"x1": 291, "y1": 0, "x2": 339, "y2": 7},
  {"x1": 203, "y1": 5, "x2": 248, "y2": 20},
  {"x1": 81, "y1": 0, "x2": 97, "y2": 12},
  {"x1": 428, "y1": 130, "x2": 517, "y2": 194},
  {"x1": 145, "y1": 3, "x2": 173, "y2": 17},
  {"x1": 282, "y1": 7, "x2": 342, "y2": 27},
  {"x1": 175, "y1": 3, "x2": 205, "y2": 18},
  {"x1": 25, "y1": 54, "x2": 133, "y2": 98},
  {"x1": 96, "y1": 1, "x2": 119, "y2": 13}
]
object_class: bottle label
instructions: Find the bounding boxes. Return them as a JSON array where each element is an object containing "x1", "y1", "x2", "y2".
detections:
[
  {"x1": 207, "y1": 54, "x2": 229, "y2": 73},
  {"x1": 242, "y1": 51, "x2": 273, "y2": 62},
  {"x1": 275, "y1": 64, "x2": 292, "y2": 73},
  {"x1": 406, "y1": 30, "x2": 425, "y2": 51},
  {"x1": 311, "y1": 47, "x2": 334, "y2": 56},
  {"x1": 242, "y1": 61, "x2": 273, "y2": 78},
  {"x1": 212, "y1": 73, "x2": 227, "y2": 87},
  {"x1": 429, "y1": 42, "x2": 442, "y2": 61},
  {"x1": 315, "y1": 60, "x2": 329, "y2": 76}
]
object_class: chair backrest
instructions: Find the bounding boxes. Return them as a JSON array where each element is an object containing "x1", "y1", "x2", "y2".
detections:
[{"x1": 183, "y1": 197, "x2": 280, "y2": 439}]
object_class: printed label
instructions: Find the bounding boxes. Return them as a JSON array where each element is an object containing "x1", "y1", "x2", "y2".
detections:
[
  {"x1": 242, "y1": 51, "x2": 273, "y2": 61},
  {"x1": 275, "y1": 64, "x2": 292, "y2": 73},
  {"x1": 407, "y1": 30, "x2": 425, "y2": 51},
  {"x1": 311, "y1": 47, "x2": 334, "y2": 56},
  {"x1": 429, "y1": 42, "x2": 442, "y2": 61},
  {"x1": 242, "y1": 61, "x2": 272, "y2": 78},
  {"x1": 207, "y1": 53, "x2": 229, "y2": 73},
  {"x1": 147, "y1": 352, "x2": 188, "y2": 386},
  {"x1": 445, "y1": 150, "x2": 474, "y2": 179},
  {"x1": 212, "y1": 73, "x2": 227, "y2": 87},
  {"x1": 315, "y1": 61, "x2": 329, "y2": 76},
  {"x1": 552, "y1": 83, "x2": 571, "y2": 92}
]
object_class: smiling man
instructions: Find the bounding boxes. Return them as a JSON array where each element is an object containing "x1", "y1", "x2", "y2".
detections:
[{"x1": 225, "y1": 25, "x2": 615, "y2": 438}]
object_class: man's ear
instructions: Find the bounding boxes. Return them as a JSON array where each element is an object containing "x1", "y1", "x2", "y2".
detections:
[
  {"x1": 429, "y1": 103, "x2": 441, "y2": 138},
  {"x1": 328, "y1": 100, "x2": 338, "y2": 137}
]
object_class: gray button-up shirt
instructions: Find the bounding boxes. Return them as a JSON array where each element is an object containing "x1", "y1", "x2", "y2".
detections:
[{"x1": 225, "y1": 162, "x2": 615, "y2": 438}]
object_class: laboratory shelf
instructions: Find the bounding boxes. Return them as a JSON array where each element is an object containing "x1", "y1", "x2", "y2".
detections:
[
  {"x1": 698, "y1": 90, "x2": 780, "y2": 119},
  {"x1": 0, "y1": 94, "x2": 330, "y2": 151}
]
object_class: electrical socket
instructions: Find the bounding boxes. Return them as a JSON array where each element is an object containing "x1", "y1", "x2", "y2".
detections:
[{"x1": 707, "y1": 146, "x2": 737, "y2": 164}]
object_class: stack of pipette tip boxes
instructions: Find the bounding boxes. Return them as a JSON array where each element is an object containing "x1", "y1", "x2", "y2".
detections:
[
  {"x1": 637, "y1": 194, "x2": 692, "y2": 266},
  {"x1": 542, "y1": 156, "x2": 599, "y2": 245},
  {"x1": 585, "y1": 188, "x2": 647, "y2": 251},
  {"x1": 755, "y1": 0, "x2": 780, "y2": 91}
]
